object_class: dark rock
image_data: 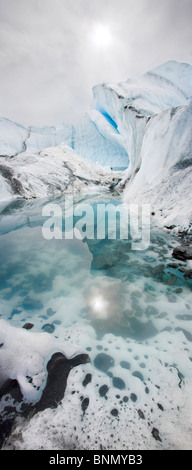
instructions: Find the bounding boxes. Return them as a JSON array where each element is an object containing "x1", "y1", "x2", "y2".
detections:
[
  {"x1": 184, "y1": 270, "x2": 192, "y2": 279},
  {"x1": 81, "y1": 397, "x2": 89, "y2": 414},
  {"x1": 138, "y1": 409, "x2": 145, "y2": 419},
  {"x1": 94, "y1": 353, "x2": 114, "y2": 372},
  {"x1": 0, "y1": 378, "x2": 22, "y2": 401},
  {"x1": 0, "y1": 349, "x2": 90, "y2": 449},
  {"x1": 22, "y1": 323, "x2": 34, "y2": 330},
  {"x1": 35, "y1": 352, "x2": 90, "y2": 413},
  {"x1": 0, "y1": 417, "x2": 16, "y2": 449},
  {"x1": 165, "y1": 225, "x2": 176, "y2": 230},
  {"x1": 0, "y1": 377, "x2": 25, "y2": 448},
  {"x1": 172, "y1": 245, "x2": 192, "y2": 261},
  {"x1": 110, "y1": 408, "x2": 119, "y2": 417},
  {"x1": 157, "y1": 403, "x2": 164, "y2": 411},
  {"x1": 82, "y1": 373, "x2": 92, "y2": 387},
  {"x1": 99, "y1": 384, "x2": 109, "y2": 397},
  {"x1": 152, "y1": 427, "x2": 162, "y2": 442}
]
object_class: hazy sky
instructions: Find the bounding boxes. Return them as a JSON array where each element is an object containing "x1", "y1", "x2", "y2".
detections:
[{"x1": 0, "y1": 0, "x2": 192, "y2": 127}]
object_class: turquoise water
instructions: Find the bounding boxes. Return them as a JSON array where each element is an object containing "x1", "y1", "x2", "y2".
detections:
[{"x1": 0, "y1": 195, "x2": 192, "y2": 339}]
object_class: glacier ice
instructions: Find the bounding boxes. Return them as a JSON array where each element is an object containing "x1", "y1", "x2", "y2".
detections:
[{"x1": 0, "y1": 60, "x2": 192, "y2": 230}]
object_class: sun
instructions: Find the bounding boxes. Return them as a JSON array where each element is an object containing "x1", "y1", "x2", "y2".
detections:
[{"x1": 90, "y1": 23, "x2": 112, "y2": 49}]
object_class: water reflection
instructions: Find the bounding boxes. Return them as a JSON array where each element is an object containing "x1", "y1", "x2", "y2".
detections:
[{"x1": 0, "y1": 195, "x2": 191, "y2": 343}]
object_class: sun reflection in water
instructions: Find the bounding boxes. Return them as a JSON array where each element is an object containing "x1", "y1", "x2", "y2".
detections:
[{"x1": 89, "y1": 295, "x2": 109, "y2": 319}]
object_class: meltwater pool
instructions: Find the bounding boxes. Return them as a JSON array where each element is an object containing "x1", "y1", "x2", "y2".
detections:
[{"x1": 0, "y1": 195, "x2": 192, "y2": 450}]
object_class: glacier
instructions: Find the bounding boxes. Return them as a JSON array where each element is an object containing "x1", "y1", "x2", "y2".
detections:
[{"x1": 0, "y1": 60, "x2": 192, "y2": 230}]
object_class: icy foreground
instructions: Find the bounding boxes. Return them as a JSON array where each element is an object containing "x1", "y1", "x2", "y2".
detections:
[
  {"x1": 0, "y1": 61, "x2": 192, "y2": 451},
  {"x1": 0, "y1": 60, "x2": 192, "y2": 229}
]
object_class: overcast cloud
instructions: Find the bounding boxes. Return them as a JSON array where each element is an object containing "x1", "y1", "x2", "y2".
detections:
[{"x1": 0, "y1": 0, "x2": 192, "y2": 127}]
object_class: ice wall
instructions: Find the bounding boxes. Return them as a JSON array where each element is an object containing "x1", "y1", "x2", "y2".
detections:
[
  {"x1": 90, "y1": 60, "x2": 192, "y2": 229},
  {"x1": 0, "y1": 118, "x2": 74, "y2": 157},
  {"x1": 92, "y1": 60, "x2": 192, "y2": 178}
]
